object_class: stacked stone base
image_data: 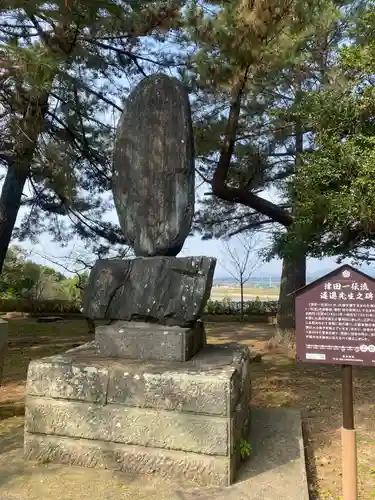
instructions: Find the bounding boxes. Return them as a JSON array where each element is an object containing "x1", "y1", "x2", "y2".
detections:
[{"x1": 24, "y1": 342, "x2": 251, "y2": 486}]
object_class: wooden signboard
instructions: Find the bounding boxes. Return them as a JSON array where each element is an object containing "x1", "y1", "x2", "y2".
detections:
[
  {"x1": 296, "y1": 264, "x2": 375, "y2": 366},
  {"x1": 295, "y1": 264, "x2": 375, "y2": 500}
]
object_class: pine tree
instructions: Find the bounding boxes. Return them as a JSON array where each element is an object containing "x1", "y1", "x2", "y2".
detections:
[
  {"x1": 282, "y1": 1, "x2": 375, "y2": 264},
  {"x1": 0, "y1": 0, "x2": 184, "y2": 271},
  {"x1": 181, "y1": 0, "x2": 358, "y2": 345}
]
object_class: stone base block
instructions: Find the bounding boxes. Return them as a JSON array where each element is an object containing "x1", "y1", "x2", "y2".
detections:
[
  {"x1": 24, "y1": 342, "x2": 251, "y2": 486},
  {"x1": 95, "y1": 321, "x2": 205, "y2": 361},
  {"x1": 24, "y1": 433, "x2": 231, "y2": 485}
]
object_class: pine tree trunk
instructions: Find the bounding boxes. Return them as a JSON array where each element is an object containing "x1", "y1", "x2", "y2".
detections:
[
  {"x1": 0, "y1": 165, "x2": 29, "y2": 274},
  {"x1": 0, "y1": 93, "x2": 50, "y2": 274},
  {"x1": 273, "y1": 252, "x2": 306, "y2": 349},
  {"x1": 270, "y1": 100, "x2": 306, "y2": 350}
]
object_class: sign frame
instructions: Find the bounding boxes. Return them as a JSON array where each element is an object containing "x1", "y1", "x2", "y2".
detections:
[{"x1": 295, "y1": 264, "x2": 375, "y2": 367}]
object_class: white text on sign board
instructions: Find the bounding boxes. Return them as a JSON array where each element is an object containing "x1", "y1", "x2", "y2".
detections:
[{"x1": 321, "y1": 281, "x2": 373, "y2": 300}]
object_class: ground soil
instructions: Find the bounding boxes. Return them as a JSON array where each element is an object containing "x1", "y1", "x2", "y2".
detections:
[{"x1": 0, "y1": 318, "x2": 374, "y2": 500}]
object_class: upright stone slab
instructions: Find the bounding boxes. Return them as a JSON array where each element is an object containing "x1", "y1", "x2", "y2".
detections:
[
  {"x1": 0, "y1": 319, "x2": 8, "y2": 385},
  {"x1": 83, "y1": 256, "x2": 216, "y2": 327},
  {"x1": 113, "y1": 74, "x2": 195, "y2": 257}
]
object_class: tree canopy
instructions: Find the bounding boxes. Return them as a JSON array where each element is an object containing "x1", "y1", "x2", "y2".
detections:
[
  {"x1": 178, "y1": 0, "x2": 358, "y2": 340},
  {"x1": 0, "y1": 0, "x2": 184, "y2": 270},
  {"x1": 0, "y1": 245, "x2": 82, "y2": 302},
  {"x1": 282, "y1": 1, "x2": 375, "y2": 263}
]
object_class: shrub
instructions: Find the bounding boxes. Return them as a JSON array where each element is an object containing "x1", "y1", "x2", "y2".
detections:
[
  {"x1": 0, "y1": 298, "x2": 81, "y2": 314},
  {"x1": 0, "y1": 297, "x2": 278, "y2": 317},
  {"x1": 205, "y1": 298, "x2": 278, "y2": 315}
]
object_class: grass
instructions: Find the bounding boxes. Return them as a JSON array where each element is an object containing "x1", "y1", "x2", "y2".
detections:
[
  {"x1": 1, "y1": 318, "x2": 375, "y2": 499},
  {"x1": 206, "y1": 322, "x2": 375, "y2": 499}
]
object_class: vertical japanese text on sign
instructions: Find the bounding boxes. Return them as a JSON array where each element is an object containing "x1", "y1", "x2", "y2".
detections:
[{"x1": 295, "y1": 266, "x2": 375, "y2": 366}]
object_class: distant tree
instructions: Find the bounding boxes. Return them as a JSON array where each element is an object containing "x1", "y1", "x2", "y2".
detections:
[
  {"x1": 25, "y1": 264, "x2": 66, "y2": 301},
  {"x1": 221, "y1": 234, "x2": 261, "y2": 322},
  {"x1": 0, "y1": 246, "x2": 28, "y2": 297},
  {"x1": 0, "y1": 245, "x2": 68, "y2": 299}
]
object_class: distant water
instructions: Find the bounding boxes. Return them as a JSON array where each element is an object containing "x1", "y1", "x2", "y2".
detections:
[
  {"x1": 214, "y1": 279, "x2": 280, "y2": 288},
  {"x1": 209, "y1": 295, "x2": 278, "y2": 302}
]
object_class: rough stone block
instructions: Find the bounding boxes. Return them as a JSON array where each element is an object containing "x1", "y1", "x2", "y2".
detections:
[
  {"x1": 83, "y1": 256, "x2": 216, "y2": 327},
  {"x1": 95, "y1": 321, "x2": 205, "y2": 361},
  {"x1": 107, "y1": 364, "x2": 230, "y2": 415},
  {"x1": 24, "y1": 342, "x2": 251, "y2": 486},
  {"x1": 24, "y1": 433, "x2": 231, "y2": 487},
  {"x1": 26, "y1": 358, "x2": 109, "y2": 404},
  {"x1": 25, "y1": 396, "x2": 229, "y2": 455},
  {"x1": 0, "y1": 319, "x2": 8, "y2": 385}
]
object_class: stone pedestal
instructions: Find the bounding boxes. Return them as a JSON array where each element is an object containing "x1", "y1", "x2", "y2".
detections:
[
  {"x1": 24, "y1": 342, "x2": 251, "y2": 486},
  {"x1": 96, "y1": 321, "x2": 205, "y2": 362}
]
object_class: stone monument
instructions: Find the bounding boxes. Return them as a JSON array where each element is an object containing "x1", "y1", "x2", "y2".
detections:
[{"x1": 24, "y1": 74, "x2": 252, "y2": 487}]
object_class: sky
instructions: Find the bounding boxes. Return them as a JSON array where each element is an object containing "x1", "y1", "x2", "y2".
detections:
[
  {"x1": 7, "y1": 122, "x2": 375, "y2": 281},
  {"x1": 21, "y1": 209, "x2": 375, "y2": 280},
  {"x1": 12, "y1": 163, "x2": 375, "y2": 280},
  {"x1": 6, "y1": 59, "x2": 375, "y2": 280}
]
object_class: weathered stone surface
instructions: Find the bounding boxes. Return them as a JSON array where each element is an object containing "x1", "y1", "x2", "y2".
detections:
[
  {"x1": 95, "y1": 321, "x2": 205, "y2": 361},
  {"x1": 26, "y1": 342, "x2": 250, "y2": 417},
  {"x1": 107, "y1": 365, "x2": 230, "y2": 415},
  {"x1": 83, "y1": 256, "x2": 216, "y2": 326},
  {"x1": 0, "y1": 319, "x2": 8, "y2": 385},
  {"x1": 113, "y1": 73, "x2": 194, "y2": 257},
  {"x1": 26, "y1": 358, "x2": 109, "y2": 404},
  {"x1": 24, "y1": 433, "x2": 231, "y2": 487},
  {"x1": 24, "y1": 342, "x2": 251, "y2": 486},
  {"x1": 25, "y1": 396, "x2": 229, "y2": 456}
]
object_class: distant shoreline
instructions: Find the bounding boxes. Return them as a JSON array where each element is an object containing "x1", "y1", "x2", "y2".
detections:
[{"x1": 210, "y1": 286, "x2": 279, "y2": 301}]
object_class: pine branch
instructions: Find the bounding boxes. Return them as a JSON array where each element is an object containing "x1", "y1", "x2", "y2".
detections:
[
  {"x1": 67, "y1": 209, "x2": 128, "y2": 246},
  {"x1": 88, "y1": 40, "x2": 162, "y2": 73},
  {"x1": 49, "y1": 92, "x2": 114, "y2": 129},
  {"x1": 74, "y1": 80, "x2": 123, "y2": 112},
  {"x1": 28, "y1": 14, "x2": 51, "y2": 47},
  {"x1": 45, "y1": 113, "x2": 111, "y2": 182},
  {"x1": 227, "y1": 219, "x2": 274, "y2": 237},
  {"x1": 211, "y1": 65, "x2": 294, "y2": 227}
]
